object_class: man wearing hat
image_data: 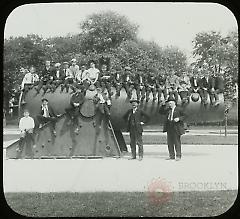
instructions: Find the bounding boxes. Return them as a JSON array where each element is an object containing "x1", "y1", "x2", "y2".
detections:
[
  {"x1": 65, "y1": 86, "x2": 85, "y2": 134},
  {"x1": 61, "y1": 61, "x2": 74, "y2": 93},
  {"x1": 50, "y1": 63, "x2": 66, "y2": 92},
  {"x1": 145, "y1": 69, "x2": 157, "y2": 102},
  {"x1": 69, "y1": 58, "x2": 80, "y2": 79},
  {"x1": 112, "y1": 66, "x2": 123, "y2": 97},
  {"x1": 132, "y1": 67, "x2": 146, "y2": 101},
  {"x1": 35, "y1": 60, "x2": 54, "y2": 94},
  {"x1": 36, "y1": 98, "x2": 58, "y2": 136},
  {"x1": 98, "y1": 64, "x2": 113, "y2": 99},
  {"x1": 123, "y1": 98, "x2": 150, "y2": 160},
  {"x1": 158, "y1": 96, "x2": 186, "y2": 161},
  {"x1": 122, "y1": 66, "x2": 134, "y2": 99},
  {"x1": 86, "y1": 60, "x2": 100, "y2": 85}
]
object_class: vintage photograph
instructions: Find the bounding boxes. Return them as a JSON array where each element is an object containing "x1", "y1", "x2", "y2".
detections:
[{"x1": 3, "y1": 2, "x2": 238, "y2": 217}]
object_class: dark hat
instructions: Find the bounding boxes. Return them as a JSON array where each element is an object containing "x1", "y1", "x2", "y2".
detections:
[
  {"x1": 166, "y1": 96, "x2": 176, "y2": 103},
  {"x1": 41, "y1": 98, "x2": 48, "y2": 102},
  {"x1": 130, "y1": 98, "x2": 140, "y2": 104},
  {"x1": 88, "y1": 59, "x2": 96, "y2": 65}
]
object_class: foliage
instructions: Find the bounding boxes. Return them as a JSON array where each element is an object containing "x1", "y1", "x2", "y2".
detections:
[
  {"x1": 192, "y1": 30, "x2": 238, "y2": 103},
  {"x1": 79, "y1": 11, "x2": 139, "y2": 53}
]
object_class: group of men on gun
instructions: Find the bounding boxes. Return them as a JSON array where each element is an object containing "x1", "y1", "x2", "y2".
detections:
[{"x1": 21, "y1": 58, "x2": 224, "y2": 108}]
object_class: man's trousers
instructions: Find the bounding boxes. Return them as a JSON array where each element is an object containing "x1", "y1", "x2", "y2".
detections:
[{"x1": 130, "y1": 130, "x2": 143, "y2": 158}]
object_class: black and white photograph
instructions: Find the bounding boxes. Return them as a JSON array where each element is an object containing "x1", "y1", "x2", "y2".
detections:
[{"x1": 3, "y1": 2, "x2": 238, "y2": 217}]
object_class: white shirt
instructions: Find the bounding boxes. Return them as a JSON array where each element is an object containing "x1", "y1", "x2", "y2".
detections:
[
  {"x1": 64, "y1": 68, "x2": 74, "y2": 79},
  {"x1": 133, "y1": 108, "x2": 137, "y2": 114},
  {"x1": 81, "y1": 70, "x2": 89, "y2": 81},
  {"x1": 87, "y1": 68, "x2": 100, "y2": 84},
  {"x1": 21, "y1": 73, "x2": 33, "y2": 89},
  {"x1": 41, "y1": 105, "x2": 50, "y2": 117},
  {"x1": 19, "y1": 116, "x2": 35, "y2": 132},
  {"x1": 69, "y1": 65, "x2": 80, "y2": 78},
  {"x1": 168, "y1": 106, "x2": 175, "y2": 121}
]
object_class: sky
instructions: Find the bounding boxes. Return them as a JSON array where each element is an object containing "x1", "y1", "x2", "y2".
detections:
[{"x1": 4, "y1": 2, "x2": 238, "y2": 61}]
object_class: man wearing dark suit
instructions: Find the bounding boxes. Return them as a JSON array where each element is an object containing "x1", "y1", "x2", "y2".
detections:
[
  {"x1": 159, "y1": 96, "x2": 185, "y2": 161},
  {"x1": 199, "y1": 71, "x2": 210, "y2": 105},
  {"x1": 112, "y1": 66, "x2": 123, "y2": 97},
  {"x1": 65, "y1": 87, "x2": 85, "y2": 134},
  {"x1": 213, "y1": 70, "x2": 225, "y2": 106},
  {"x1": 35, "y1": 60, "x2": 54, "y2": 94},
  {"x1": 122, "y1": 66, "x2": 134, "y2": 99},
  {"x1": 123, "y1": 99, "x2": 150, "y2": 161},
  {"x1": 36, "y1": 98, "x2": 58, "y2": 136},
  {"x1": 145, "y1": 71, "x2": 157, "y2": 102}
]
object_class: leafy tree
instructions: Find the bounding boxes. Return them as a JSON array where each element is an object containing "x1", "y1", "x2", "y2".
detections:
[{"x1": 79, "y1": 11, "x2": 139, "y2": 53}]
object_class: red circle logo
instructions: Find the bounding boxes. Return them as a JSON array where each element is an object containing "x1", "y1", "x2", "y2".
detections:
[{"x1": 147, "y1": 178, "x2": 172, "y2": 205}]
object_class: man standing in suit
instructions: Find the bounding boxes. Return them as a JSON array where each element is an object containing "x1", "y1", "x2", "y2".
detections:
[
  {"x1": 123, "y1": 99, "x2": 150, "y2": 161},
  {"x1": 51, "y1": 63, "x2": 66, "y2": 92},
  {"x1": 159, "y1": 96, "x2": 186, "y2": 161},
  {"x1": 36, "y1": 98, "x2": 58, "y2": 136}
]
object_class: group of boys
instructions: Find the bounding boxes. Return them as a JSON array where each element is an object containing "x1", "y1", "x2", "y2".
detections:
[{"x1": 21, "y1": 58, "x2": 224, "y2": 106}]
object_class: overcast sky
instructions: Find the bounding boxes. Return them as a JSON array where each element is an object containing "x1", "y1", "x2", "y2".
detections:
[{"x1": 4, "y1": 2, "x2": 237, "y2": 60}]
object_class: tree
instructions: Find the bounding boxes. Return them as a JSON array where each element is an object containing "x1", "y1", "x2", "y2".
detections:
[
  {"x1": 79, "y1": 11, "x2": 139, "y2": 53},
  {"x1": 192, "y1": 30, "x2": 238, "y2": 103}
]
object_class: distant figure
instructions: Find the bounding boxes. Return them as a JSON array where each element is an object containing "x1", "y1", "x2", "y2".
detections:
[
  {"x1": 123, "y1": 98, "x2": 149, "y2": 161},
  {"x1": 36, "y1": 98, "x2": 57, "y2": 136},
  {"x1": 159, "y1": 96, "x2": 185, "y2": 161},
  {"x1": 178, "y1": 71, "x2": 191, "y2": 106},
  {"x1": 99, "y1": 64, "x2": 113, "y2": 99},
  {"x1": 61, "y1": 61, "x2": 74, "y2": 93},
  {"x1": 51, "y1": 63, "x2": 65, "y2": 92},
  {"x1": 86, "y1": 60, "x2": 100, "y2": 85},
  {"x1": 17, "y1": 109, "x2": 36, "y2": 157},
  {"x1": 69, "y1": 58, "x2": 80, "y2": 79},
  {"x1": 35, "y1": 60, "x2": 54, "y2": 94},
  {"x1": 165, "y1": 69, "x2": 180, "y2": 103}
]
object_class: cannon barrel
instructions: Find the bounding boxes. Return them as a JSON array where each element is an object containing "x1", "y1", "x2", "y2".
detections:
[{"x1": 20, "y1": 86, "x2": 225, "y2": 130}]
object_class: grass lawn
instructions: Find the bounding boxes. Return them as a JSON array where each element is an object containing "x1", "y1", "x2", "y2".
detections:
[{"x1": 4, "y1": 191, "x2": 237, "y2": 217}]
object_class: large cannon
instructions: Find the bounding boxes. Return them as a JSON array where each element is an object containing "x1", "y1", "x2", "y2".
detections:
[{"x1": 6, "y1": 85, "x2": 225, "y2": 159}]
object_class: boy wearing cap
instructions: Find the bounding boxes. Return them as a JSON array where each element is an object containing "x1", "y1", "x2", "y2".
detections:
[
  {"x1": 36, "y1": 98, "x2": 57, "y2": 136},
  {"x1": 99, "y1": 64, "x2": 113, "y2": 99},
  {"x1": 158, "y1": 96, "x2": 185, "y2": 161},
  {"x1": 50, "y1": 63, "x2": 66, "y2": 92},
  {"x1": 17, "y1": 109, "x2": 35, "y2": 157},
  {"x1": 122, "y1": 66, "x2": 134, "y2": 99},
  {"x1": 113, "y1": 66, "x2": 123, "y2": 97},
  {"x1": 145, "y1": 70, "x2": 157, "y2": 102},
  {"x1": 35, "y1": 60, "x2": 54, "y2": 94},
  {"x1": 65, "y1": 87, "x2": 85, "y2": 134},
  {"x1": 86, "y1": 60, "x2": 100, "y2": 85},
  {"x1": 123, "y1": 99, "x2": 149, "y2": 161},
  {"x1": 165, "y1": 69, "x2": 180, "y2": 103},
  {"x1": 178, "y1": 71, "x2": 191, "y2": 105},
  {"x1": 69, "y1": 58, "x2": 80, "y2": 79},
  {"x1": 156, "y1": 70, "x2": 167, "y2": 103},
  {"x1": 61, "y1": 62, "x2": 74, "y2": 93}
]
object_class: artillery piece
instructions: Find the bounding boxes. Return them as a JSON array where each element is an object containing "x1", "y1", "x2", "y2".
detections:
[{"x1": 6, "y1": 84, "x2": 225, "y2": 159}]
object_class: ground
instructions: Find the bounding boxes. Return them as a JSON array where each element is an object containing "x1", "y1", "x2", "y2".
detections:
[{"x1": 3, "y1": 126, "x2": 238, "y2": 217}]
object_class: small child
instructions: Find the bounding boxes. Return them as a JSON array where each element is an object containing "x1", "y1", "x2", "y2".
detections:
[{"x1": 17, "y1": 109, "x2": 36, "y2": 154}]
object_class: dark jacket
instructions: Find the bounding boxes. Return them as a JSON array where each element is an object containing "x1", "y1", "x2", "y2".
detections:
[
  {"x1": 40, "y1": 66, "x2": 54, "y2": 81},
  {"x1": 190, "y1": 77, "x2": 201, "y2": 89},
  {"x1": 39, "y1": 104, "x2": 56, "y2": 117},
  {"x1": 52, "y1": 69, "x2": 66, "y2": 80},
  {"x1": 159, "y1": 105, "x2": 185, "y2": 135},
  {"x1": 123, "y1": 108, "x2": 150, "y2": 133},
  {"x1": 214, "y1": 76, "x2": 224, "y2": 90},
  {"x1": 200, "y1": 76, "x2": 215, "y2": 89},
  {"x1": 70, "y1": 92, "x2": 85, "y2": 107}
]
